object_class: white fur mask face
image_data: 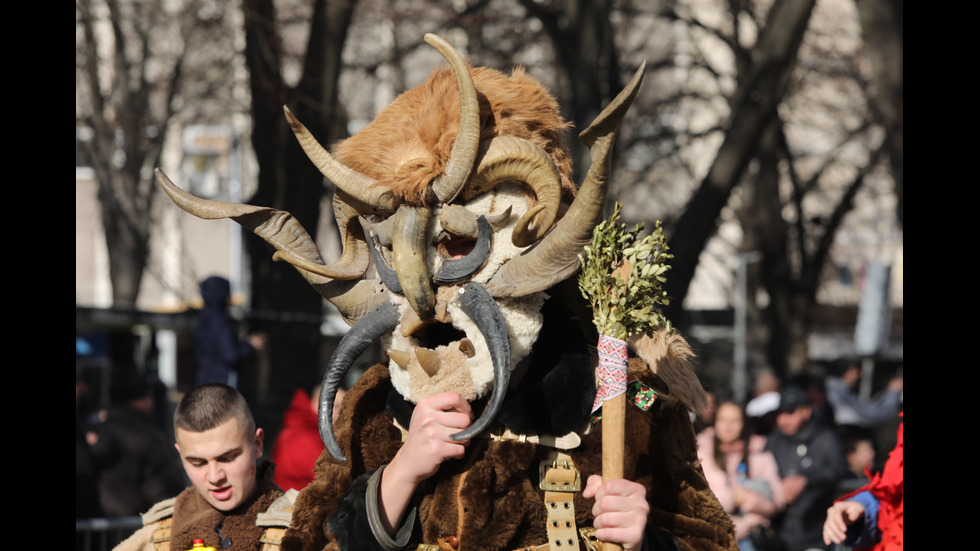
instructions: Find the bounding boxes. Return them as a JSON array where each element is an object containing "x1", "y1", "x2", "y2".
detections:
[{"x1": 382, "y1": 184, "x2": 547, "y2": 404}]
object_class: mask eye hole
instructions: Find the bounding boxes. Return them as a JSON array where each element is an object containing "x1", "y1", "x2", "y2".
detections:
[
  {"x1": 440, "y1": 235, "x2": 477, "y2": 260},
  {"x1": 433, "y1": 216, "x2": 492, "y2": 284}
]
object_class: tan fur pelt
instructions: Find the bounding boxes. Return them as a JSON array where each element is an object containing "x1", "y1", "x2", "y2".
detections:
[
  {"x1": 630, "y1": 329, "x2": 708, "y2": 415},
  {"x1": 332, "y1": 66, "x2": 575, "y2": 206}
]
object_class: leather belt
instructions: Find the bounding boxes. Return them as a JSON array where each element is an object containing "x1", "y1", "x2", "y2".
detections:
[{"x1": 540, "y1": 451, "x2": 581, "y2": 549}]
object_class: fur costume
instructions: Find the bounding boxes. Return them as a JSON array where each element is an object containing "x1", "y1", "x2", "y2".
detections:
[
  {"x1": 281, "y1": 293, "x2": 735, "y2": 551},
  {"x1": 156, "y1": 33, "x2": 736, "y2": 551}
]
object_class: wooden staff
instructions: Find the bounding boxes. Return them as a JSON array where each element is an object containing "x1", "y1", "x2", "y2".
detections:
[
  {"x1": 579, "y1": 206, "x2": 672, "y2": 551},
  {"x1": 600, "y1": 261, "x2": 631, "y2": 551},
  {"x1": 601, "y1": 392, "x2": 625, "y2": 551}
]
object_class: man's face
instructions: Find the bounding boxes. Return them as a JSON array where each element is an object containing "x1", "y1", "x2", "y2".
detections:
[
  {"x1": 775, "y1": 406, "x2": 811, "y2": 436},
  {"x1": 175, "y1": 418, "x2": 264, "y2": 512}
]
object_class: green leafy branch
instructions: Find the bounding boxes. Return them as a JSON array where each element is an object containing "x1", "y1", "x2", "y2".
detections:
[{"x1": 578, "y1": 202, "x2": 673, "y2": 340}]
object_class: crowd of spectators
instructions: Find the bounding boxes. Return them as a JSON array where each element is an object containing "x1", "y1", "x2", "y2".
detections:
[{"x1": 696, "y1": 361, "x2": 902, "y2": 551}]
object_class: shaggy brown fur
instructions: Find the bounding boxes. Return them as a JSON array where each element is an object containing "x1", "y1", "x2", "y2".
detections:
[
  {"x1": 631, "y1": 331, "x2": 709, "y2": 414},
  {"x1": 282, "y1": 348, "x2": 736, "y2": 551},
  {"x1": 332, "y1": 66, "x2": 576, "y2": 207}
]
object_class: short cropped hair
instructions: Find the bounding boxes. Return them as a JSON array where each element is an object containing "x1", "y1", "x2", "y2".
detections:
[{"x1": 174, "y1": 383, "x2": 255, "y2": 435}]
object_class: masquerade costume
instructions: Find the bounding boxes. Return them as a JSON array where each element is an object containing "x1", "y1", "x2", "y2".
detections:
[{"x1": 158, "y1": 33, "x2": 736, "y2": 551}]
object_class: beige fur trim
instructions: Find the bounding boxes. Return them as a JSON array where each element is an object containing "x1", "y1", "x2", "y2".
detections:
[
  {"x1": 630, "y1": 329, "x2": 706, "y2": 413},
  {"x1": 141, "y1": 497, "x2": 176, "y2": 525}
]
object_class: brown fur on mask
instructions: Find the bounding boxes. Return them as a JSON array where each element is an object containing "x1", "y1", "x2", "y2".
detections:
[{"x1": 332, "y1": 66, "x2": 576, "y2": 206}]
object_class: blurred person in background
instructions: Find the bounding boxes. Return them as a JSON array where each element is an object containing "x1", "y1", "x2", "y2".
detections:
[
  {"x1": 77, "y1": 362, "x2": 104, "y2": 520},
  {"x1": 825, "y1": 360, "x2": 902, "y2": 431},
  {"x1": 765, "y1": 386, "x2": 848, "y2": 551},
  {"x1": 698, "y1": 400, "x2": 786, "y2": 550},
  {"x1": 272, "y1": 386, "x2": 345, "y2": 491},
  {"x1": 694, "y1": 389, "x2": 717, "y2": 434},
  {"x1": 97, "y1": 371, "x2": 186, "y2": 518},
  {"x1": 823, "y1": 414, "x2": 902, "y2": 550},
  {"x1": 194, "y1": 275, "x2": 266, "y2": 388},
  {"x1": 746, "y1": 368, "x2": 782, "y2": 436},
  {"x1": 836, "y1": 426, "x2": 877, "y2": 496}
]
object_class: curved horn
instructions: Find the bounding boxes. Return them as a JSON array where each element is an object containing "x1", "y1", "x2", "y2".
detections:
[
  {"x1": 317, "y1": 279, "x2": 390, "y2": 326},
  {"x1": 156, "y1": 168, "x2": 386, "y2": 321},
  {"x1": 367, "y1": 232, "x2": 402, "y2": 294},
  {"x1": 433, "y1": 215, "x2": 492, "y2": 284},
  {"x1": 319, "y1": 301, "x2": 401, "y2": 461},
  {"x1": 284, "y1": 106, "x2": 397, "y2": 214},
  {"x1": 273, "y1": 191, "x2": 370, "y2": 280},
  {"x1": 485, "y1": 63, "x2": 646, "y2": 298},
  {"x1": 392, "y1": 205, "x2": 436, "y2": 318},
  {"x1": 463, "y1": 137, "x2": 562, "y2": 247},
  {"x1": 449, "y1": 283, "x2": 511, "y2": 441},
  {"x1": 424, "y1": 33, "x2": 480, "y2": 204}
]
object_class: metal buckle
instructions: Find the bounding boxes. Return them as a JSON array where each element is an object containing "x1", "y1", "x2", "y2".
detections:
[
  {"x1": 579, "y1": 527, "x2": 601, "y2": 551},
  {"x1": 538, "y1": 458, "x2": 582, "y2": 492}
]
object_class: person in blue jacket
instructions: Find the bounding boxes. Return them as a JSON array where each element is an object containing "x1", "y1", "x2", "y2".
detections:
[{"x1": 193, "y1": 276, "x2": 266, "y2": 388}]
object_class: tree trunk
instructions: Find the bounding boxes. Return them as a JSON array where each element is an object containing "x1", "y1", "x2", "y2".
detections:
[
  {"x1": 855, "y1": 0, "x2": 902, "y2": 228},
  {"x1": 520, "y1": 0, "x2": 621, "y2": 183},
  {"x1": 664, "y1": 0, "x2": 816, "y2": 322},
  {"x1": 241, "y1": 0, "x2": 358, "y2": 418},
  {"x1": 754, "y1": 122, "x2": 808, "y2": 376}
]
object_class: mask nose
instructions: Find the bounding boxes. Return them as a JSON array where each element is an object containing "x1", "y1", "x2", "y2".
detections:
[{"x1": 392, "y1": 205, "x2": 436, "y2": 319}]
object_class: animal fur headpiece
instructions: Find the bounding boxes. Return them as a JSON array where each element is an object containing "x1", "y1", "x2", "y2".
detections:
[{"x1": 157, "y1": 34, "x2": 647, "y2": 461}]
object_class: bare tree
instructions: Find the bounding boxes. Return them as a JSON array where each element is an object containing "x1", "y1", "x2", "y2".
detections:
[
  {"x1": 855, "y1": 0, "x2": 902, "y2": 228},
  {"x1": 77, "y1": 0, "x2": 190, "y2": 306},
  {"x1": 631, "y1": 0, "x2": 902, "y2": 378},
  {"x1": 237, "y1": 0, "x2": 360, "y2": 401},
  {"x1": 661, "y1": 0, "x2": 817, "y2": 321}
]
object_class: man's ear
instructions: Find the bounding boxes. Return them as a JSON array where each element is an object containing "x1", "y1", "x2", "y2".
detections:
[
  {"x1": 254, "y1": 428, "x2": 265, "y2": 458},
  {"x1": 174, "y1": 442, "x2": 181, "y2": 455}
]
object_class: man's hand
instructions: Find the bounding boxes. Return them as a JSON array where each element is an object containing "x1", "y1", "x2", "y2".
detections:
[
  {"x1": 247, "y1": 332, "x2": 267, "y2": 351},
  {"x1": 390, "y1": 392, "x2": 474, "y2": 483},
  {"x1": 379, "y1": 392, "x2": 473, "y2": 536},
  {"x1": 823, "y1": 499, "x2": 866, "y2": 545},
  {"x1": 583, "y1": 475, "x2": 649, "y2": 550},
  {"x1": 781, "y1": 474, "x2": 807, "y2": 504}
]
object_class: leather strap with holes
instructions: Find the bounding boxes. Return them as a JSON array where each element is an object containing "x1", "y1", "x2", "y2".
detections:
[{"x1": 541, "y1": 452, "x2": 580, "y2": 549}]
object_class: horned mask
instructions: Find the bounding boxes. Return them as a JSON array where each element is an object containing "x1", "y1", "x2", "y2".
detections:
[{"x1": 157, "y1": 34, "x2": 645, "y2": 461}]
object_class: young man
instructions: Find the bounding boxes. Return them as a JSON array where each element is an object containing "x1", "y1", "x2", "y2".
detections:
[{"x1": 114, "y1": 384, "x2": 294, "y2": 551}]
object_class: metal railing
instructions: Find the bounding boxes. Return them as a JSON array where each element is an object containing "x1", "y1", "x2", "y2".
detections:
[{"x1": 75, "y1": 517, "x2": 142, "y2": 551}]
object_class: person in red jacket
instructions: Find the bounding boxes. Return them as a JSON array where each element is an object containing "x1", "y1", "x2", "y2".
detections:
[
  {"x1": 823, "y1": 413, "x2": 903, "y2": 550},
  {"x1": 272, "y1": 387, "x2": 345, "y2": 491}
]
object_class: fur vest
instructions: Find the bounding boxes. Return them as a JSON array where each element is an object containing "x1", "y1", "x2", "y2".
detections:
[{"x1": 114, "y1": 462, "x2": 292, "y2": 551}]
